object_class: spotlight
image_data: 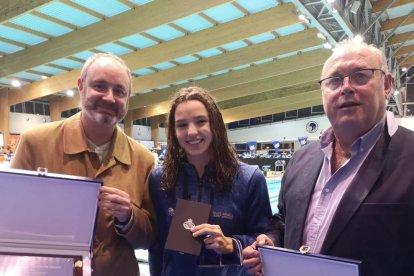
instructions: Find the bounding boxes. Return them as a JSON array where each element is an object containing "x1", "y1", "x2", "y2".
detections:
[
  {"x1": 323, "y1": 43, "x2": 332, "y2": 49},
  {"x1": 353, "y1": 34, "x2": 364, "y2": 43},
  {"x1": 11, "y1": 80, "x2": 21, "y2": 87},
  {"x1": 66, "y1": 89, "x2": 74, "y2": 96},
  {"x1": 317, "y1": 33, "x2": 326, "y2": 40},
  {"x1": 41, "y1": 75, "x2": 48, "y2": 79},
  {"x1": 298, "y1": 14, "x2": 310, "y2": 24}
]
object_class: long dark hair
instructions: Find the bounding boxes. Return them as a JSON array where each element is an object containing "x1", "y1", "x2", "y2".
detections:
[{"x1": 161, "y1": 87, "x2": 238, "y2": 192}]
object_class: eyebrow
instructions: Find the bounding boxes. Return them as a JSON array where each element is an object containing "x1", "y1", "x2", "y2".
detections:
[
  {"x1": 175, "y1": 115, "x2": 208, "y2": 122},
  {"x1": 328, "y1": 67, "x2": 369, "y2": 77},
  {"x1": 91, "y1": 79, "x2": 126, "y2": 90}
]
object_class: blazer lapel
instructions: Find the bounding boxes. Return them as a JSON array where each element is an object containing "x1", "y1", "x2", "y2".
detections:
[
  {"x1": 321, "y1": 129, "x2": 391, "y2": 253},
  {"x1": 285, "y1": 146, "x2": 324, "y2": 250}
]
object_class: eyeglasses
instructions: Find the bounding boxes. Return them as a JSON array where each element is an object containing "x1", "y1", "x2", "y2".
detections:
[{"x1": 318, "y1": 68, "x2": 385, "y2": 92}]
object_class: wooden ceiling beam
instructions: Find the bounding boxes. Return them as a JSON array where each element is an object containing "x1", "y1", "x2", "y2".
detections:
[
  {"x1": 3, "y1": 22, "x2": 50, "y2": 39},
  {"x1": 400, "y1": 54, "x2": 414, "y2": 68},
  {"x1": 128, "y1": 49, "x2": 329, "y2": 109},
  {"x1": 381, "y1": 14, "x2": 414, "y2": 32},
  {"x1": 222, "y1": 90, "x2": 322, "y2": 123},
  {"x1": 0, "y1": 0, "x2": 235, "y2": 78},
  {"x1": 372, "y1": 0, "x2": 413, "y2": 13},
  {"x1": 8, "y1": 28, "x2": 320, "y2": 106},
  {"x1": 0, "y1": 36, "x2": 28, "y2": 48},
  {"x1": 388, "y1": 31, "x2": 414, "y2": 47},
  {"x1": 128, "y1": 67, "x2": 321, "y2": 120},
  {"x1": 0, "y1": 0, "x2": 52, "y2": 23},
  {"x1": 31, "y1": 10, "x2": 77, "y2": 30},
  {"x1": 59, "y1": 0, "x2": 105, "y2": 20},
  {"x1": 4, "y1": 3, "x2": 300, "y2": 102},
  {"x1": 124, "y1": 4, "x2": 299, "y2": 71},
  {"x1": 57, "y1": 49, "x2": 329, "y2": 113},
  {"x1": 218, "y1": 81, "x2": 320, "y2": 109},
  {"x1": 129, "y1": 86, "x2": 322, "y2": 123},
  {"x1": 394, "y1": 44, "x2": 414, "y2": 57},
  {"x1": 131, "y1": 29, "x2": 320, "y2": 93},
  {"x1": 8, "y1": 70, "x2": 79, "y2": 106}
]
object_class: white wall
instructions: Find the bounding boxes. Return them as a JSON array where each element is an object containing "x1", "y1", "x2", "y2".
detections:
[
  {"x1": 396, "y1": 117, "x2": 414, "y2": 130},
  {"x1": 9, "y1": 113, "x2": 51, "y2": 134},
  {"x1": 131, "y1": 125, "x2": 151, "y2": 141},
  {"x1": 227, "y1": 114, "x2": 414, "y2": 145},
  {"x1": 8, "y1": 112, "x2": 414, "y2": 145},
  {"x1": 227, "y1": 115, "x2": 331, "y2": 143},
  {"x1": 158, "y1": 127, "x2": 167, "y2": 142}
]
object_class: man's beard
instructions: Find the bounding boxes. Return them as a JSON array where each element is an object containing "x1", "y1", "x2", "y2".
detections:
[{"x1": 81, "y1": 100, "x2": 125, "y2": 126}]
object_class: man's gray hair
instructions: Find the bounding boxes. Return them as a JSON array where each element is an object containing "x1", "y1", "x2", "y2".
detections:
[
  {"x1": 331, "y1": 38, "x2": 389, "y2": 73},
  {"x1": 79, "y1": 52, "x2": 132, "y2": 95}
]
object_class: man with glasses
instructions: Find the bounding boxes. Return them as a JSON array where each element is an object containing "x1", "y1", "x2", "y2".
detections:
[{"x1": 242, "y1": 39, "x2": 414, "y2": 276}]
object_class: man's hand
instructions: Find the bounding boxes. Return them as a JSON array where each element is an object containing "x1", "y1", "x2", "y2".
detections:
[
  {"x1": 98, "y1": 186, "x2": 132, "y2": 223},
  {"x1": 242, "y1": 234, "x2": 274, "y2": 275}
]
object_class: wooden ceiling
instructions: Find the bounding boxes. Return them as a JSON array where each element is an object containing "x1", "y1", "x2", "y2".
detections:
[{"x1": 0, "y1": 0, "x2": 413, "y2": 123}]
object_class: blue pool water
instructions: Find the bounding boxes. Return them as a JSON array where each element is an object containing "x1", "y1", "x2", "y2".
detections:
[{"x1": 266, "y1": 177, "x2": 281, "y2": 214}]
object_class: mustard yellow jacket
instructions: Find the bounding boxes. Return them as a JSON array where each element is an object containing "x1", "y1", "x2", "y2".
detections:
[{"x1": 11, "y1": 112, "x2": 156, "y2": 276}]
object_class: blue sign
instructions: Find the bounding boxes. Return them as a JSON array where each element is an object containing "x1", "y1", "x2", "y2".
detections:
[{"x1": 298, "y1": 137, "x2": 308, "y2": 147}]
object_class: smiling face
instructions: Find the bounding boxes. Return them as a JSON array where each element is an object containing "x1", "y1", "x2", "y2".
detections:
[
  {"x1": 321, "y1": 46, "x2": 392, "y2": 140},
  {"x1": 174, "y1": 100, "x2": 213, "y2": 165},
  {"x1": 78, "y1": 56, "x2": 130, "y2": 129}
]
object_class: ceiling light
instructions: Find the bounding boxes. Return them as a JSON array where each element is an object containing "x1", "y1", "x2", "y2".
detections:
[
  {"x1": 317, "y1": 33, "x2": 326, "y2": 40},
  {"x1": 66, "y1": 89, "x2": 74, "y2": 96},
  {"x1": 298, "y1": 14, "x2": 310, "y2": 24},
  {"x1": 41, "y1": 75, "x2": 48, "y2": 79},
  {"x1": 353, "y1": 34, "x2": 364, "y2": 43},
  {"x1": 327, "y1": 0, "x2": 335, "y2": 3},
  {"x1": 402, "y1": 67, "x2": 408, "y2": 72},
  {"x1": 11, "y1": 80, "x2": 21, "y2": 87},
  {"x1": 323, "y1": 43, "x2": 332, "y2": 49}
]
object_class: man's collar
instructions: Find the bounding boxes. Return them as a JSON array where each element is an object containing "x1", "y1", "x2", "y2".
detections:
[
  {"x1": 63, "y1": 112, "x2": 89, "y2": 154},
  {"x1": 320, "y1": 111, "x2": 397, "y2": 152},
  {"x1": 110, "y1": 126, "x2": 131, "y2": 165},
  {"x1": 63, "y1": 112, "x2": 131, "y2": 166}
]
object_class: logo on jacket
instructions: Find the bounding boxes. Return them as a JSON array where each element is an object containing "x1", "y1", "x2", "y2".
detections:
[{"x1": 168, "y1": 208, "x2": 174, "y2": 216}]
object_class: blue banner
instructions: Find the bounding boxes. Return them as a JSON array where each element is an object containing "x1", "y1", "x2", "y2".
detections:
[
  {"x1": 247, "y1": 141, "x2": 257, "y2": 157},
  {"x1": 160, "y1": 145, "x2": 167, "y2": 158},
  {"x1": 272, "y1": 140, "x2": 281, "y2": 153},
  {"x1": 298, "y1": 137, "x2": 308, "y2": 147}
]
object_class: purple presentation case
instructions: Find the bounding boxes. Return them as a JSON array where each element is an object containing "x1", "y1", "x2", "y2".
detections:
[
  {"x1": 258, "y1": 245, "x2": 361, "y2": 276},
  {"x1": 0, "y1": 168, "x2": 102, "y2": 276}
]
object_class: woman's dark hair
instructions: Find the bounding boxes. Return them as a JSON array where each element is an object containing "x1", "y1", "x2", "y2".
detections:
[{"x1": 161, "y1": 87, "x2": 238, "y2": 192}]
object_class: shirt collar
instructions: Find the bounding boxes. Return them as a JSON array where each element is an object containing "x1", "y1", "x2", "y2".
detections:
[
  {"x1": 63, "y1": 112, "x2": 131, "y2": 165},
  {"x1": 320, "y1": 111, "x2": 397, "y2": 156}
]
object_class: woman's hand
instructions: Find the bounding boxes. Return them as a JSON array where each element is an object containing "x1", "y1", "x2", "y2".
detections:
[{"x1": 191, "y1": 223, "x2": 234, "y2": 254}]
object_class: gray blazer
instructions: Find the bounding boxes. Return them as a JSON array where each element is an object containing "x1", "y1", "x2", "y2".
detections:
[{"x1": 268, "y1": 124, "x2": 414, "y2": 276}]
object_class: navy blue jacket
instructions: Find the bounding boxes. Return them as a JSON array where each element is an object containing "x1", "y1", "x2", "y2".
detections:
[{"x1": 149, "y1": 162, "x2": 272, "y2": 276}]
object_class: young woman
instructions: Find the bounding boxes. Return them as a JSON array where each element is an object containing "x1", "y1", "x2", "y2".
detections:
[{"x1": 149, "y1": 87, "x2": 272, "y2": 275}]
